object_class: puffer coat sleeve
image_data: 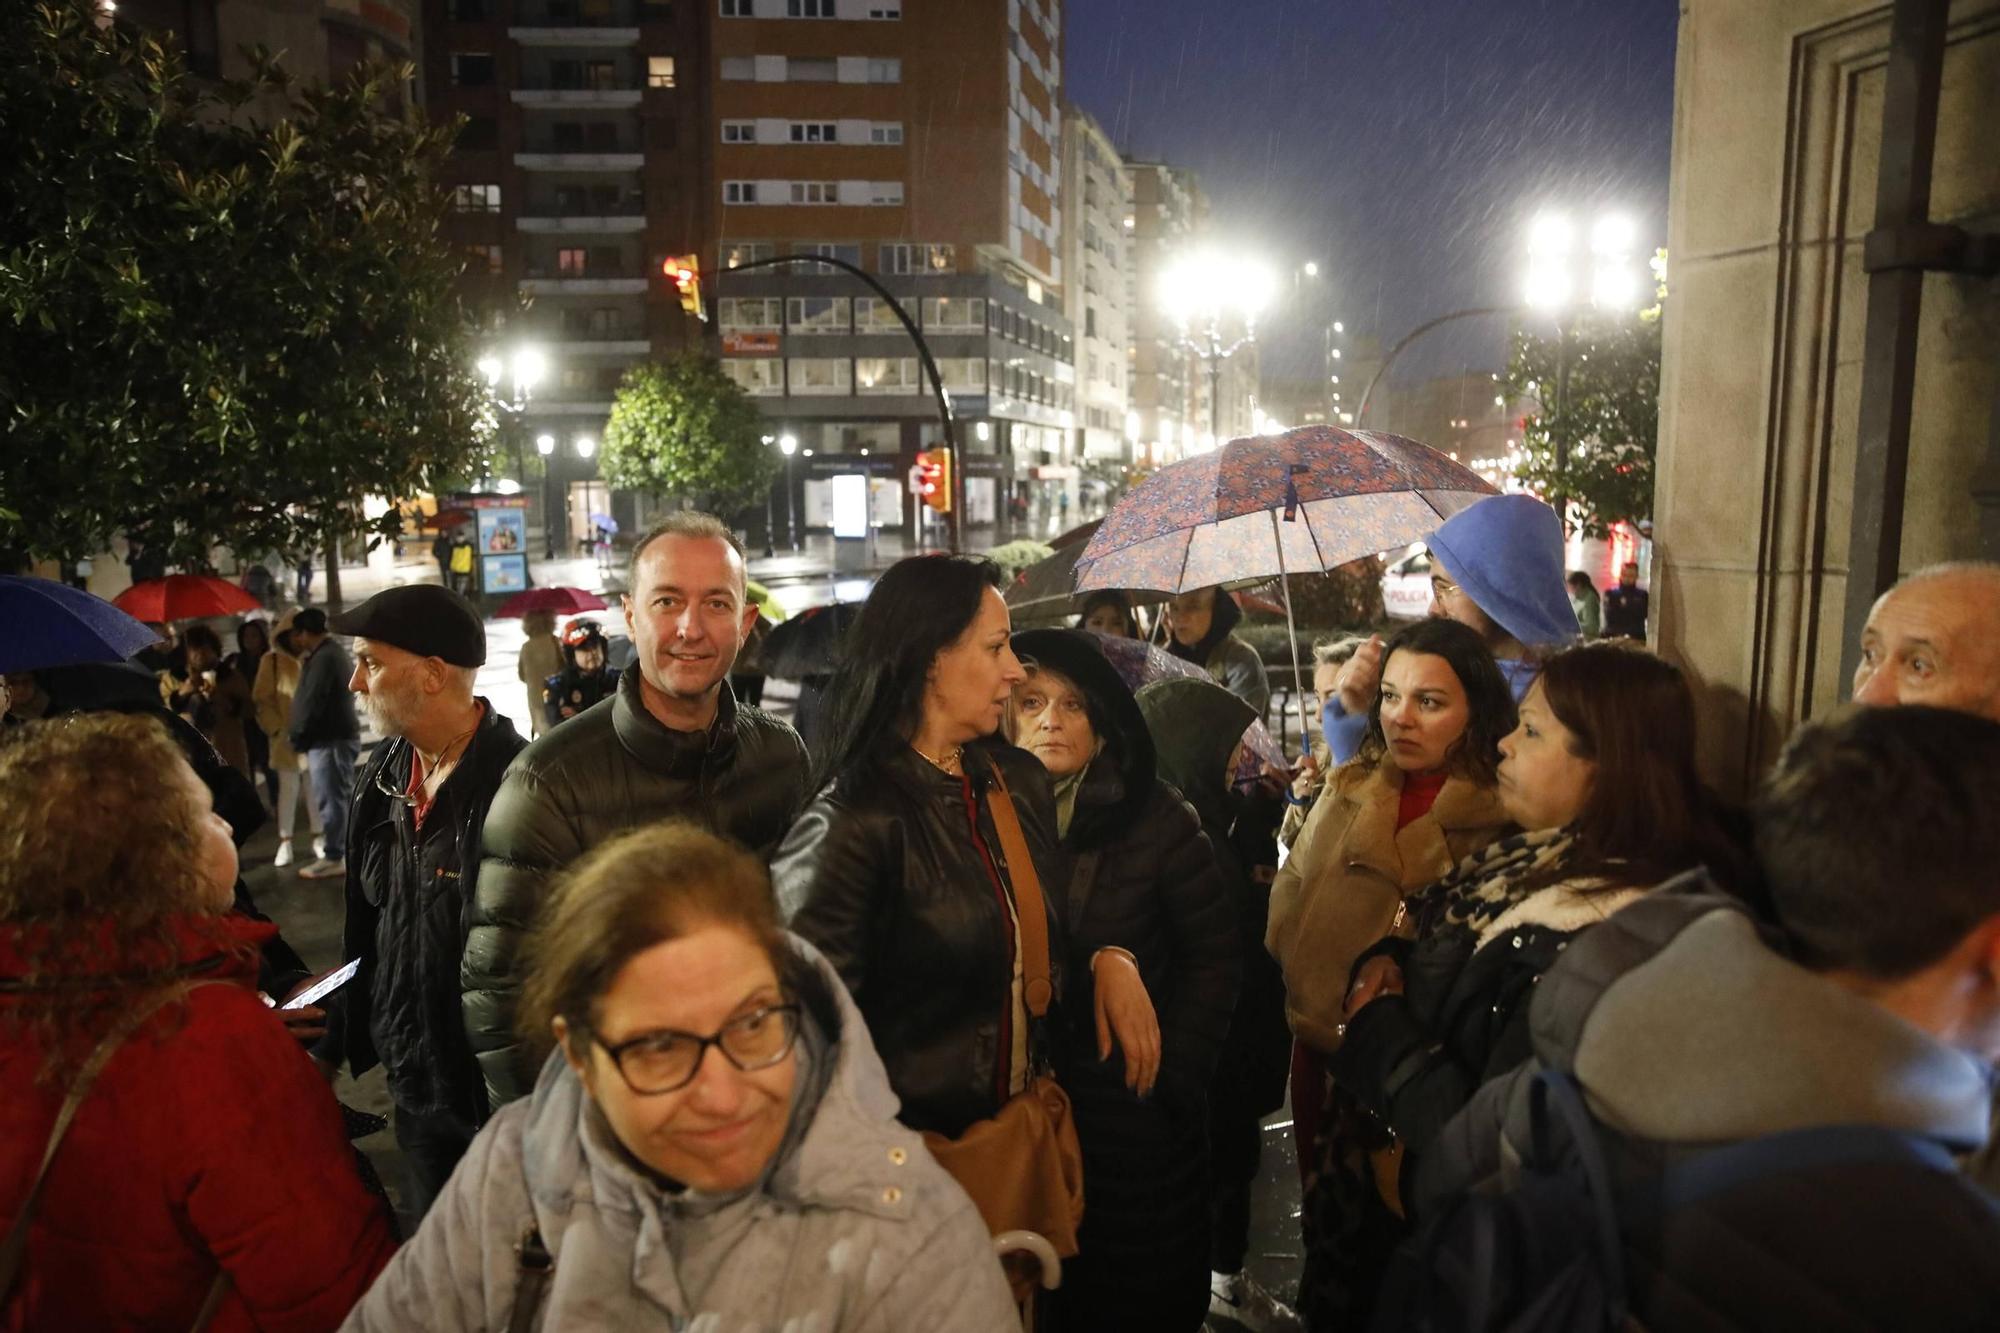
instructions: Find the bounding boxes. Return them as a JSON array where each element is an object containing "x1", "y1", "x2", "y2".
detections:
[{"x1": 463, "y1": 756, "x2": 582, "y2": 1111}]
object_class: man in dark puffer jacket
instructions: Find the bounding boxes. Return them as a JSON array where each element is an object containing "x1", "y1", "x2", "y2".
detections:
[{"x1": 467, "y1": 514, "x2": 808, "y2": 1111}]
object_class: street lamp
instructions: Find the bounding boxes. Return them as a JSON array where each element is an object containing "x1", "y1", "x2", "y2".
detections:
[
  {"x1": 1158, "y1": 248, "x2": 1274, "y2": 443},
  {"x1": 778, "y1": 434, "x2": 799, "y2": 551},
  {"x1": 575, "y1": 434, "x2": 596, "y2": 459},
  {"x1": 535, "y1": 433, "x2": 557, "y2": 556},
  {"x1": 1521, "y1": 208, "x2": 1645, "y2": 483}
]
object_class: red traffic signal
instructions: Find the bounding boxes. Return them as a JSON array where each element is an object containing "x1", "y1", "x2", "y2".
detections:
[
  {"x1": 663, "y1": 253, "x2": 705, "y2": 320},
  {"x1": 917, "y1": 448, "x2": 952, "y2": 513}
]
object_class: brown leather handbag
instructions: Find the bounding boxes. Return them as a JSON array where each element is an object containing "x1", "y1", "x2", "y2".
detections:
[{"x1": 918, "y1": 759, "x2": 1086, "y2": 1259}]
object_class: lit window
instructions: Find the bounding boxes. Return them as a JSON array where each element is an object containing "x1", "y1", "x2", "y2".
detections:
[
  {"x1": 557, "y1": 247, "x2": 587, "y2": 275},
  {"x1": 719, "y1": 297, "x2": 783, "y2": 330},
  {"x1": 787, "y1": 358, "x2": 852, "y2": 393},
  {"x1": 722, "y1": 240, "x2": 775, "y2": 267},
  {"x1": 722, "y1": 358, "x2": 783, "y2": 395},
  {"x1": 853, "y1": 297, "x2": 905, "y2": 333},
  {"x1": 786, "y1": 297, "x2": 849, "y2": 334},
  {"x1": 855, "y1": 357, "x2": 919, "y2": 394},
  {"x1": 647, "y1": 56, "x2": 676, "y2": 88},
  {"x1": 452, "y1": 183, "x2": 501, "y2": 212}
]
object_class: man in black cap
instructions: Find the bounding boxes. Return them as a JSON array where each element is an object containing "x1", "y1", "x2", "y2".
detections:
[
  {"x1": 314, "y1": 584, "x2": 527, "y2": 1219},
  {"x1": 286, "y1": 607, "x2": 361, "y2": 880}
]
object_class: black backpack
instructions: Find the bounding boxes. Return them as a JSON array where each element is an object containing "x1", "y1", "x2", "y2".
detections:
[{"x1": 1372, "y1": 1069, "x2": 1957, "y2": 1333}]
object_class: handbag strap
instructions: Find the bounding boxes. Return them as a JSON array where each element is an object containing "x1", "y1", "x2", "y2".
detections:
[
  {"x1": 1, "y1": 981, "x2": 232, "y2": 1325},
  {"x1": 983, "y1": 759, "x2": 1054, "y2": 1017}
]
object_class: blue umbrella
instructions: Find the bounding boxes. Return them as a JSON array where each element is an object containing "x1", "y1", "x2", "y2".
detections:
[
  {"x1": 588, "y1": 513, "x2": 619, "y2": 535},
  {"x1": 0, "y1": 576, "x2": 162, "y2": 674}
]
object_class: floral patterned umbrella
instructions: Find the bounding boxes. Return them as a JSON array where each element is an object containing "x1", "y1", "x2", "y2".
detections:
[{"x1": 1073, "y1": 426, "x2": 1496, "y2": 747}]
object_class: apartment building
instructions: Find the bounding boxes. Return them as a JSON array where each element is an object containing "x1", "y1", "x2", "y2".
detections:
[
  {"x1": 1061, "y1": 107, "x2": 1132, "y2": 467},
  {"x1": 424, "y1": 0, "x2": 705, "y2": 546},
  {"x1": 1126, "y1": 159, "x2": 1206, "y2": 464},
  {"x1": 706, "y1": 0, "x2": 1073, "y2": 536}
]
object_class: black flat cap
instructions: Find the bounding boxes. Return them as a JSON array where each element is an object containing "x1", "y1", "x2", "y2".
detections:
[{"x1": 329, "y1": 585, "x2": 486, "y2": 667}]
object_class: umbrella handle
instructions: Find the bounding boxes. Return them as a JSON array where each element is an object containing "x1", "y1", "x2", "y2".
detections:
[{"x1": 1268, "y1": 510, "x2": 1313, "y2": 759}]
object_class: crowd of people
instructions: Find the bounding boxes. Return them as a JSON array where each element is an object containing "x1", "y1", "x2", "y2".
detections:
[{"x1": 6, "y1": 499, "x2": 2000, "y2": 1332}]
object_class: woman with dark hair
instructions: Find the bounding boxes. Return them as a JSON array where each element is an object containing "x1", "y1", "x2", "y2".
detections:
[
  {"x1": 165, "y1": 622, "x2": 254, "y2": 773},
  {"x1": 347, "y1": 822, "x2": 1017, "y2": 1330},
  {"x1": 231, "y1": 618, "x2": 276, "y2": 803},
  {"x1": 1264, "y1": 615, "x2": 1514, "y2": 1328},
  {"x1": 1075, "y1": 588, "x2": 1141, "y2": 639},
  {"x1": 772, "y1": 557, "x2": 1157, "y2": 1145},
  {"x1": 0, "y1": 714, "x2": 396, "y2": 1329},
  {"x1": 1333, "y1": 643, "x2": 1750, "y2": 1170},
  {"x1": 1006, "y1": 628, "x2": 1241, "y2": 1330}
]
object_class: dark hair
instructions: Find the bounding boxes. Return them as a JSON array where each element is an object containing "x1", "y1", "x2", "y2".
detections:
[
  {"x1": 236, "y1": 620, "x2": 270, "y2": 655},
  {"x1": 1755, "y1": 706, "x2": 2000, "y2": 978},
  {"x1": 1075, "y1": 590, "x2": 1140, "y2": 638},
  {"x1": 812, "y1": 555, "x2": 1004, "y2": 799},
  {"x1": 627, "y1": 511, "x2": 744, "y2": 591},
  {"x1": 1527, "y1": 642, "x2": 1750, "y2": 893},
  {"x1": 1359, "y1": 617, "x2": 1515, "y2": 784},
  {"x1": 181, "y1": 624, "x2": 223, "y2": 656},
  {"x1": 517, "y1": 822, "x2": 793, "y2": 1058},
  {"x1": 1565, "y1": 571, "x2": 1596, "y2": 594}
]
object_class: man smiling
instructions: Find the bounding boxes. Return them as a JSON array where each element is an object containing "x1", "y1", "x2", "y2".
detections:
[{"x1": 467, "y1": 512, "x2": 809, "y2": 1111}]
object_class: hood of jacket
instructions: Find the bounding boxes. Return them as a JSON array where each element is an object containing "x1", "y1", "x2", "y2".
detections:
[
  {"x1": 518, "y1": 936, "x2": 923, "y2": 1231},
  {"x1": 1012, "y1": 627, "x2": 1153, "y2": 849},
  {"x1": 1534, "y1": 874, "x2": 1994, "y2": 1150},
  {"x1": 1135, "y1": 676, "x2": 1255, "y2": 832},
  {"x1": 1427, "y1": 494, "x2": 1579, "y2": 648}
]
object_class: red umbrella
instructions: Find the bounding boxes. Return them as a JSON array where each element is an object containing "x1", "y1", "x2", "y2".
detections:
[
  {"x1": 493, "y1": 586, "x2": 609, "y2": 618},
  {"x1": 421, "y1": 508, "x2": 476, "y2": 530},
  {"x1": 113, "y1": 575, "x2": 264, "y2": 622}
]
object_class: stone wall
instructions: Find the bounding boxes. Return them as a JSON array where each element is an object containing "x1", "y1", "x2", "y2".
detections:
[{"x1": 1655, "y1": 0, "x2": 2000, "y2": 792}]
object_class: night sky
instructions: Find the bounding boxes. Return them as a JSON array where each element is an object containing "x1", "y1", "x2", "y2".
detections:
[{"x1": 1064, "y1": 0, "x2": 1679, "y2": 385}]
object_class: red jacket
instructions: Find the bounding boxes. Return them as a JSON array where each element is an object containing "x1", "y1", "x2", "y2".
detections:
[{"x1": 0, "y1": 914, "x2": 398, "y2": 1331}]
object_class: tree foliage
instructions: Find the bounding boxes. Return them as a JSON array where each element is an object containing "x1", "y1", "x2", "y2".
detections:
[
  {"x1": 1501, "y1": 263, "x2": 1665, "y2": 538},
  {"x1": 600, "y1": 356, "x2": 778, "y2": 514},
  {"x1": 0, "y1": 2, "x2": 494, "y2": 568}
]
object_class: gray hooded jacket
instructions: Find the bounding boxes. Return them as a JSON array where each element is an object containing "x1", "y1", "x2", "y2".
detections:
[{"x1": 343, "y1": 939, "x2": 1017, "y2": 1333}]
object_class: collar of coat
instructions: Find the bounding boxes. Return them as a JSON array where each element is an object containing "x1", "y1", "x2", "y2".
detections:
[
  {"x1": 610, "y1": 663, "x2": 740, "y2": 775},
  {"x1": 1330, "y1": 757, "x2": 1511, "y2": 888}
]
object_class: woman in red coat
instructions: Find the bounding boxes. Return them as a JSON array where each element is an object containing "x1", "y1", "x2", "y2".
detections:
[{"x1": 0, "y1": 714, "x2": 397, "y2": 1331}]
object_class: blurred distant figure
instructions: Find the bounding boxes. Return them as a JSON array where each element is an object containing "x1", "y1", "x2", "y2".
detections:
[
  {"x1": 1077, "y1": 589, "x2": 1141, "y2": 638},
  {"x1": 1602, "y1": 561, "x2": 1648, "y2": 640},
  {"x1": 517, "y1": 609, "x2": 564, "y2": 739},
  {"x1": 1165, "y1": 586, "x2": 1270, "y2": 716},
  {"x1": 542, "y1": 619, "x2": 620, "y2": 729},
  {"x1": 1566, "y1": 570, "x2": 1602, "y2": 638},
  {"x1": 164, "y1": 624, "x2": 253, "y2": 774}
]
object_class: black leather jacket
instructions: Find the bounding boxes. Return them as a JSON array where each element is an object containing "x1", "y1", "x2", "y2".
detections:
[
  {"x1": 468, "y1": 669, "x2": 808, "y2": 1110},
  {"x1": 771, "y1": 739, "x2": 1068, "y2": 1139}
]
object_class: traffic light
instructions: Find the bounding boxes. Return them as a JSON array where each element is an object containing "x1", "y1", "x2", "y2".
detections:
[
  {"x1": 923, "y1": 448, "x2": 953, "y2": 513},
  {"x1": 664, "y1": 253, "x2": 705, "y2": 321}
]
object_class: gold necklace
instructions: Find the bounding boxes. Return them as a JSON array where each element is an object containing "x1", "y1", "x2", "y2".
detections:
[{"x1": 912, "y1": 741, "x2": 964, "y2": 775}]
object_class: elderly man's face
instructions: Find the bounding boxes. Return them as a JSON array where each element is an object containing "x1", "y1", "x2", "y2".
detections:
[{"x1": 1852, "y1": 576, "x2": 2000, "y2": 720}]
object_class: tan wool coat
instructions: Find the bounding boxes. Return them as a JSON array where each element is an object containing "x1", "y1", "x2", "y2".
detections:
[
  {"x1": 1265, "y1": 757, "x2": 1509, "y2": 1052},
  {"x1": 252, "y1": 647, "x2": 305, "y2": 769}
]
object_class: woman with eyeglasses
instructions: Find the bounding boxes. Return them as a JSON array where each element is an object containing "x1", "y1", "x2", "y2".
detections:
[{"x1": 344, "y1": 821, "x2": 1018, "y2": 1332}]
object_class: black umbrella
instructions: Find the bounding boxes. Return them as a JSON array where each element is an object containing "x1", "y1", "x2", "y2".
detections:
[
  {"x1": 1002, "y1": 519, "x2": 1102, "y2": 620},
  {"x1": 761, "y1": 602, "x2": 863, "y2": 681}
]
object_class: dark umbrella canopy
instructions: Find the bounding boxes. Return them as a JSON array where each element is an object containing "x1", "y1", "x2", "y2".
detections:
[
  {"x1": 762, "y1": 602, "x2": 863, "y2": 680},
  {"x1": 1003, "y1": 518, "x2": 1104, "y2": 620},
  {"x1": 0, "y1": 576, "x2": 161, "y2": 674}
]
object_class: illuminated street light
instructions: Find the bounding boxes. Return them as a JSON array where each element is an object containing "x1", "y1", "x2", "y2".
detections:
[
  {"x1": 535, "y1": 433, "x2": 556, "y2": 456},
  {"x1": 779, "y1": 434, "x2": 798, "y2": 456},
  {"x1": 1303, "y1": 261, "x2": 1319, "y2": 278},
  {"x1": 575, "y1": 434, "x2": 597, "y2": 459},
  {"x1": 512, "y1": 346, "x2": 547, "y2": 392},
  {"x1": 477, "y1": 354, "x2": 503, "y2": 387}
]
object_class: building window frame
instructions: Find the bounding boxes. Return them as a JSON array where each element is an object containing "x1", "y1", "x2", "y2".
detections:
[
  {"x1": 723, "y1": 180, "x2": 759, "y2": 204},
  {"x1": 647, "y1": 56, "x2": 677, "y2": 89},
  {"x1": 721, "y1": 120, "x2": 757, "y2": 143}
]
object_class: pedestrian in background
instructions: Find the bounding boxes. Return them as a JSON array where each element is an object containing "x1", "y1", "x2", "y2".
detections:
[
  {"x1": 515, "y1": 608, "x2": 563, "y2": 739},
  {"x1": 317, "y1": 585, "x2": 527, "y2": 1219},
  {"x1": 1324, "y1": 495, "x2": 1577, "y2": 765},
  {"x1": 0, "y1": 714, "x2": 397, "y2": 1330},
  {"x1": 286, "y1": 608, "x2": 360, "y2": 881},
  {"x1": 1267, "y1": 616, "x2": 1514, "y2": 1329},
  {"x1": 1076, "y1": 588, "x2": 1142, "y2": 639},
  {"x1": 295, "y1": 552, "x2": 315, "y2": 605},
  {"x1": 1566, "y1": 569, "x2": 1603, "y2": 638},
  {"x1": 431, "y1": 527, "x2": 453, "y2": 586},
  {"x1": 164, "y1": 623, "x2": 252, "y2": 774},
  {"x1": 1009, "y1": 628, "x2": 1242, "y2": 1332},
  {"x1": 1602, "y1": 559, "x2": 1649, "y2": 640},
  {"x1": 230, "y1": 618, "x2": 276, "y2": 806},
  {"x1": 253, "y1": 608, "x2": 325, "y2": 868},
  {"x1": 448, "y1": 531, "x2": 476, "y2": 597},
  {"x1": 1165, "y1": 585, "x2": 1271, "y2": 716},
  {"x1": 540, "y1": 618, "x2": 620, "y2": 730}
]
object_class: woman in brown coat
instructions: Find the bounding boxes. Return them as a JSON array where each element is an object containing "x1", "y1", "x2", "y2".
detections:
[{"x1": 1264, "y1": 616, "x2": 1515, "y2": 1329}]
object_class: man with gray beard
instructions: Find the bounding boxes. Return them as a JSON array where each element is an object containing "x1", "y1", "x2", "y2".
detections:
[{"x1": 314, "y1": 585, "x2": 526, "y2": 1219}]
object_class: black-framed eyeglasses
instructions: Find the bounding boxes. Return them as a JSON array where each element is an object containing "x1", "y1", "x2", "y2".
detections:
[{"x1": 594, "y1": 1004, "x2": 801, "y2": 1095}]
